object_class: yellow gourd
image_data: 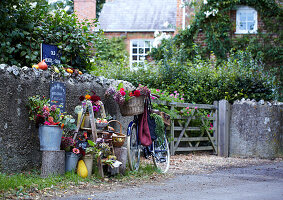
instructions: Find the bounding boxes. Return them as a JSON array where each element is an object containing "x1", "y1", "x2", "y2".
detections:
[{"x1": 77, "y1": 160, "x2": 88, "y2": 178}]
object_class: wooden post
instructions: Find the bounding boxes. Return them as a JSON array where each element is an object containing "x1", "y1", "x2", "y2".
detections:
[
  {"x1": 213, "y1": 101, "x2": 218, "y2": 155},
  {"x1": 218, "y1": 100, "x2": 230, "y2": 157},
  {"x1": 41, "y1": 150, "x2": 65, "y2": 178},
  {"x1": 170, "y1": 103, "x2": 175, "y2": 155}
]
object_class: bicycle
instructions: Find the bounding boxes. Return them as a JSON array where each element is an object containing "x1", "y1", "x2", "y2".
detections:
[{"x1": 126, "y1": 96, "x2": 170, "y2": 173}]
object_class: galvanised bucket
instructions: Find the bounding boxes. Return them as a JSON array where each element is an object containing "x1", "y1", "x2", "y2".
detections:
[
  {"x1": 65, "y1": 152, "x2": 80, "y2": 172},
  {"x1": 38, "y1": 125, "x2": 63, "y2": 151}
]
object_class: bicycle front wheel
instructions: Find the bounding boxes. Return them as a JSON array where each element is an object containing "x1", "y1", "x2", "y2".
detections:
[
  {"x1": 127, "y1": 122, "x2": 140, "y2": 171},
  {"x1": 152, "y1": 133, "x2": 170, "y2": 173}
]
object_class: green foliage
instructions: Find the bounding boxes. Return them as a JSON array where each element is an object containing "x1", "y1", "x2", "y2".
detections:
[
  {"x1": 148, "y1": 0, "x2": 282, "y2": 101},
  {"x1": 121, "y1": 50, "x2": 278, "y2": 104},
  {"x1": 88, "y1": 36, "x2": 129, "y2": 74},
  {"x1": 0, "y1": 0, "x2": 99, "y2": 70}
]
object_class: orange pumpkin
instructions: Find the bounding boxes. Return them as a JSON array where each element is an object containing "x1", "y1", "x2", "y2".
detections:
[{"x1": 38, "y1": 60, "x2": 48, "y2": 70}]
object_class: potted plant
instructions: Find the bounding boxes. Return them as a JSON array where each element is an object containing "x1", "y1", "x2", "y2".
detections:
[
  {"x1": 61, "y1": 136, "x2": 81, "y2": 172},
  {"x1": 105, "y1": 83, "x2": 150, "y2": 116},
  {"x1": 27, "y1": 95, "x2": 76, "y2": 151}
]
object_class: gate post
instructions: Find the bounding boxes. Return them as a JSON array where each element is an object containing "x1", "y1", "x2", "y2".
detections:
[{"x1": 218, "y1": 100, "x2": 230, "y2": 157}]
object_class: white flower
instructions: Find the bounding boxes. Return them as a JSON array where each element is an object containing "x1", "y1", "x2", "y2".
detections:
[
  {"x1": 163, "y1": 21, "x2": 169, "y2": 28},
  {"x1": 212, "y1": 9, "x2": 218, "y2": 16},
  {"x1": 203, "y1": 0, "x2": 208, "y2": 5},
  {"x1": 30, "y1": 2, "x2": 37, "y2": 8},
  {"x1": 187, "y1": 25, "x2": 191, "y2": 29},
  {"x1": 154, "y1": 30, "x2": 160, "y2": 38},
  {"x1": 204, "y1": 11, "x2": 211, "y2": 18}
]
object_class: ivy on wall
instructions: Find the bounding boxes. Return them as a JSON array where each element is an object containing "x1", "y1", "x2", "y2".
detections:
[{"x1": 152, "y1": 0, "x2": 282, "y2": 68}]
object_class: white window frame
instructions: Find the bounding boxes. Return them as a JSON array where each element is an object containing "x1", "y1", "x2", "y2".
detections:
[
  {"x1": 235, "y1": 6, "x2": 258, "y2": 34},
  {"x1": 130, "y1": 39, "x2": 154, "y2": 68}
]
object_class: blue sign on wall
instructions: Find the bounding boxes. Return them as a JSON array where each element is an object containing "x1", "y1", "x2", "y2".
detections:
[
  {"x1": 41, "y1": 43, "x2": 61, "y2": 66},
  {"x1": 50, "y1": 81, "x2": 66, "y2": 113}
]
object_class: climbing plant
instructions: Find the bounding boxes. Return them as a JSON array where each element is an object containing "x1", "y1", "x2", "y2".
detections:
[{"x1": 151, "y1": 0, "x2": 282, "y2": 67}]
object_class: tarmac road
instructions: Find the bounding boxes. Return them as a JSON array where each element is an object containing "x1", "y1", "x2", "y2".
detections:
[{"x1": 59, "y1": 161, "x2": 283, "y2": 200}]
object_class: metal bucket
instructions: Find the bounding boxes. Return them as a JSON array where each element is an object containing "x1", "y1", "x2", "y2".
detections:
[
  {"x1": 65, "y1": 152, "x2": 80, "y2": 172},
  {"x1": 38, "y1": 125, "x2": 63, "y2": 151},
  {"x1": 82, "y1": 154, "x2": 94, "y2": 177}
]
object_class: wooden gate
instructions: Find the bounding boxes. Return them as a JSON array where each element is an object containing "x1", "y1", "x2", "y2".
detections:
[{"x1": 155, "y1": 101, "x2": 218, "y2": 155}]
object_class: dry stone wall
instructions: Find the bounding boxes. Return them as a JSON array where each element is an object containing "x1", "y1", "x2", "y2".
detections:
[{"x1": 0, "y1": 64, "x2": 132, "y2": 172}]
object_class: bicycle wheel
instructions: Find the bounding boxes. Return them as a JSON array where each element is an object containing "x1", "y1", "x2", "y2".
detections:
[
  {"x1": 152, "y1": 132, "x2": 170, "y2": 173},
  {"x1": 127, "y1": 122, "x2": 141, "y2": 171}
]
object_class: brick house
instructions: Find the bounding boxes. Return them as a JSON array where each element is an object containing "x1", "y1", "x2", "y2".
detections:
[
  {"x1": 74, "y1": 0, "x2": 277, "y2": 65},
  {"x1": 74, "y1": 0, "x2": 184, "y2": 66}
]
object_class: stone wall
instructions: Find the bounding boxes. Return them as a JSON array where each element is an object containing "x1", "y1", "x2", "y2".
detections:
[
  {"x1": 229, "y1": 99, "x2": 283, "y2": 158},
  {"x1": 0, "y1": 64, "x2": 132, "y2": 172}
]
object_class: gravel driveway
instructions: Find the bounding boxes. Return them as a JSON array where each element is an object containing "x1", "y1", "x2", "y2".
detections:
[{"x1": 56, "y1": 154, "x2": 283, "y2": 200}]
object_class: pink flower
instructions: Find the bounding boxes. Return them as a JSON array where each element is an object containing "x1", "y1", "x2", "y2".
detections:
[
  {"x1": 181, "y1": 98, "x2": 184, "y2": 100},
  {"x1": 161, "y1": 93, "x2": 164, "y2": 94},
  {"x1": 174, "y1": 96, "x2": 177, "y2": 99},
  {"x1": 207, "y1": 114, "x2": 210, "y2": 117},
  {"x1": 120, "y1": 91, "x2": 126, "y2": 96},
  {"x1": 151, "y1": 96, "x2": 156, "y2": 99},
  {"x1": 186, "y1": 107, "x2": 189, "y2": 109},
  {"x1": 209, "y1": 127, "x2": 212, "y2": 130},
  {"x1": 174, "y1": 91, "x2": 177, "y2": 93},
  {"x1": 170, "y1": 94, "x2": 174, "y2": 97},
  {"x1": 73, "y1": 148, "x2": 80, "y2": 154},
  {"x1": 50, "y1": 105, "x2": 57, "y2": 111},
  {"x1": 187, "y1": 112, "x2": 190, "y2": 114},
  {"x1": 156, "y1": 89, "x2": 160, "y2": 92},
  {"x1": 195, "y1": 107, "x2": 198, "y2": 109}
]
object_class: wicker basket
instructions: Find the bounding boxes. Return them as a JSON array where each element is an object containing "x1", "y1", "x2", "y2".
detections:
[
  {"x1": 108, "y1": 120, "x2": 126, "y2": 147},
  {"x1": 119, "y1": 96, "x2": 145, "y2": 116}
]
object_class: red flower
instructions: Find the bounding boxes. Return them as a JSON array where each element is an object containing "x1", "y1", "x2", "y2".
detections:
[
  {"x1": 120, "y1": 90, "x2": 126, "y2": 96},
  {"x1": 91, "y1": 95, "x2": 101, "y2": 102},
  {"x1": 134, "y1": 90, "x2": 141, "y2": 97},
  {"x1": 79, "y1": 96, "x2": 85, "y2": 101},
  {"x1": 129, "y1": 92, "x2": 134, "y2": 97},
  {"x1": 120, "y1": 88, "x2": 125, "y2": 92}
]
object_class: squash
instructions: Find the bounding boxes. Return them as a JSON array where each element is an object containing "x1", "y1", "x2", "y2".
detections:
[
  {"x1": 77, "y1": 160, "x2": 88, "y2": 178},
  {"x1": 38, "y1": 59, "x2": 48, "y2": 70}
]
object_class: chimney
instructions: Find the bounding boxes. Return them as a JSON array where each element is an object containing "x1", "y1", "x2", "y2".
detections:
[{"x1": 74, "y1": 0, "x2": 96, "y2": 22}]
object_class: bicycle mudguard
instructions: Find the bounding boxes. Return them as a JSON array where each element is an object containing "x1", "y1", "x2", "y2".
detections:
[{"x1": 127, "y1": 121, "x2": 135, "y2": 136}]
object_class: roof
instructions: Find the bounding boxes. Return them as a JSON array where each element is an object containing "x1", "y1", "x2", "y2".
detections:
[{"x1": 97, "y1": 0, "x2": 177, "y2": 32}]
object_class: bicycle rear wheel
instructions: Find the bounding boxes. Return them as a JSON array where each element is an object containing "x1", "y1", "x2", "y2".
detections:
[
  {"x1": 152, "y1": 132, "x2": 170, "y2": 173},
  {"x1": 127, "y1": 122, "x2": 140, "y2": 171}
]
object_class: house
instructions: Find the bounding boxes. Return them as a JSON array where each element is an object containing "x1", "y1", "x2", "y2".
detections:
[
  {"x1": 74, "y1": 0, "x2": 280, "y2": 65},
  {"x1": 74, "y1": 0, "x2": 184, "y2": 66}
]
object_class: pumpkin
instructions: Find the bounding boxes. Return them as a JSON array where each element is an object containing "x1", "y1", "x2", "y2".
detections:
[
  {"x1": 77, "y1": 160, "x2": 88, "y2": 178},
  {"x1": 38, "y1": 60, "x2": 48, "y2": 70}
]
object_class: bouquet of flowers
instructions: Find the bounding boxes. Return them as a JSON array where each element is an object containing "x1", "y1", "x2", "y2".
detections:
[
  {"x1": 79, "y1": 91, "x2": 101, "y2": 112},
  {"x1": 105, "y1": 83, "x2": 150, "y2": 105},
  {"x1": 27, "y1": 95, "x2": 76, "y2": 129}
]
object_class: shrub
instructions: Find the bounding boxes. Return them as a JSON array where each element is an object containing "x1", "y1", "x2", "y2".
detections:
[
  {"x1": 0, "y1": 0, "x2": 98, "y2": 70},
  {"x1": 117, "y1": 50, "x2": 279, "y2": 104}
]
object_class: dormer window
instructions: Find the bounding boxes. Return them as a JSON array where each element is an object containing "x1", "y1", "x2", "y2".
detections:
[{"x1": 235, "y1": 6, "x2": 257, "y2": 34}]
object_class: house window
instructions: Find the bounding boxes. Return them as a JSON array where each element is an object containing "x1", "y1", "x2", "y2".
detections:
[
  {"x1": 130, "y1": 39, "x2": 154, "y2": 68},
  {"x1": 235, "y1": 6, "x2": 257, "y2": 34}
]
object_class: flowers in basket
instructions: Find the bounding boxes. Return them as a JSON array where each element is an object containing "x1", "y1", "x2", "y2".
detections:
[
  {"x1": 105, "y1": 83, "x2": 150, "y2": 105},
  {"x1": 27, "y1": 95, "x2": 76, "y2": 129}
]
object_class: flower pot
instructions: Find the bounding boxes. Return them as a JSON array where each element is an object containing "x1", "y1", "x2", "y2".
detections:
[
  {"x1": 65, "y1": 152, "x2": 80, "y2": 172},
  {"x1": 81, "y1": 113, "x2": 91, "y2": 129},
  {"x1": 38, "y1": 125, "x2": 63, "y2": 151},
  {"x1": 82, "y1": 154, "x2": 94, "y2": 177}
]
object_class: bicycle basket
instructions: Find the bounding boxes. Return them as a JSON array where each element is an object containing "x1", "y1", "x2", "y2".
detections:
[{"x1": 119, "y1": 96, "x2": 145, "y2": 116}]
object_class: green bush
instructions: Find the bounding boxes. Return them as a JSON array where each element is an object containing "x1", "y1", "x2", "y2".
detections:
[
  {"x1": 116, "y1": 50, "x2": 278, "y2": 104},
  {"x1": 0, "y1": 0, "x2": 98, "y2": 69}
]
